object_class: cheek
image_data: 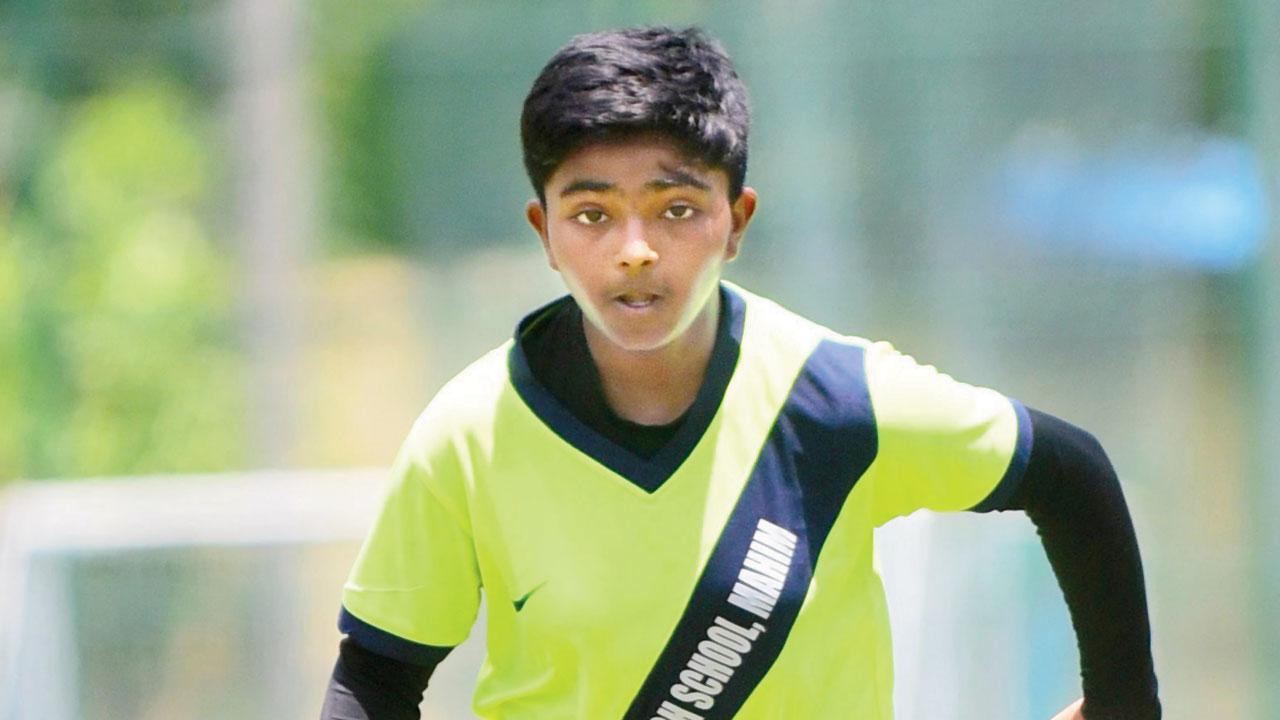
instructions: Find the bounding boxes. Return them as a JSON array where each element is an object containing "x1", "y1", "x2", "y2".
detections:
[
  {"x1": 546, "y1": 227, "x2": 592, "y2": 271},
  {"x1": 674, "y1": 229, "x2": 734, "y2": 275}
]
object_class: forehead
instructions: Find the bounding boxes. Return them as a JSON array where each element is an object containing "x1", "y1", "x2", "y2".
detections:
[{"x1": 547, "y1": 135, "x2": 728, "y2": 193}]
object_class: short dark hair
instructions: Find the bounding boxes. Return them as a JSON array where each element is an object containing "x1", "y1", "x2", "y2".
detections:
[{"x1": 521, "y1": 26, "x2": 750, "y2": 204}]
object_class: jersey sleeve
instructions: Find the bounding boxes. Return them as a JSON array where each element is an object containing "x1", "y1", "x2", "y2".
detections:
[
  {"x1": 862, "y1": 341, "x2": 1033, "y2": 527},
  {"x1": 339, "y1": 410, "x2": 481, "y2": 662}
]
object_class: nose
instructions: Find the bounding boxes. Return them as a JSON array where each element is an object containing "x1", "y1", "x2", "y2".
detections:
[{"x1": 616, "y1": 218, "x2": 658, "y2": 271}]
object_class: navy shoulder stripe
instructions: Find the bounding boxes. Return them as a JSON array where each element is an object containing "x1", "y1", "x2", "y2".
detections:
[{"x1": 622, "y1": 338, "x2": 877, "y2": 719}]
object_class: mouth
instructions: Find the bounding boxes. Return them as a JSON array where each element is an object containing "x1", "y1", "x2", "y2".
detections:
[{"x1": 614, "y1": 292, "x2": 661, "y2": 310}]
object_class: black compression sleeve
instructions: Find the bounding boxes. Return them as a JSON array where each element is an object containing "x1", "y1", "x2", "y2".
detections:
[
  {"x1": 319, "y1": 637, "x2": 446, "y2": 720},
  {"x1": 987, "y1": 408, "x2": 1161, "y2": 719}
]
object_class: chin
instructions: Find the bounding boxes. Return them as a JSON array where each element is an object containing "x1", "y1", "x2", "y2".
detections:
[{"x1": 597, "y1": 326, "x2": 679, "y2": 354}]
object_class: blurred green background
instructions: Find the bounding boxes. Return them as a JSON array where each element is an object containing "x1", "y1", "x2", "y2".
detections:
[{"x1": 1, "y1": 1, "x2": 1277, "y2": 718}]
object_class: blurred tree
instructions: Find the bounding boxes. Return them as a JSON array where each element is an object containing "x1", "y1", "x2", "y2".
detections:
[
  {"x1": 7, "y1": 80, "x2": 245, "y2": 479},
  {"x1": 307, "y1": 0, "x2": 421, "y2": 254},
  {"x1": 0, "y1": 205, "x2": 21, "y2": 480},
  {"x1": 0, "y1": 0, "x2": 226, "y2": 102}
]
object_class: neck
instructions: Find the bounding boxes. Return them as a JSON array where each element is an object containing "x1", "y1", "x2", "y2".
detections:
[{"x1": 583, "y1": 292, "x2": 720, "y2": 426}]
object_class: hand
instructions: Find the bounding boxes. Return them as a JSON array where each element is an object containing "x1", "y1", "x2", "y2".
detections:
[{"x1": 1051, "y1": 698, "x2": 1085, "y2": 720}]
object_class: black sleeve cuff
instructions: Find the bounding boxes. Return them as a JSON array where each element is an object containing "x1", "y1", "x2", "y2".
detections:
[
  {"x1": 338, "y1": 606, "x2": 455, "y2": 668},
  {"x1": 321, "y1": 635, "x2": 443, "y2": 720}
]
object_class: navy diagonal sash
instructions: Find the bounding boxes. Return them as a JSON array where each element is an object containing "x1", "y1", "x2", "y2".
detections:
[{"x1": 623, "y1": 339, "x2": 878, "y2": 720}]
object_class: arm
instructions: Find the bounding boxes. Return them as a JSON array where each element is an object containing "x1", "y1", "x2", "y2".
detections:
[
  {"x1": 319, "y1": 637, "x2": 448, "y2": 720},
  {"x1": 858, "y1": 342, "x2": 1160, "y2": 716},
  {"x1": 325, "y1": 405, "x2": 480, "y2": 718},
  {"x1": 981, "y1": 408, "x2": 1161, "y2": 719}
]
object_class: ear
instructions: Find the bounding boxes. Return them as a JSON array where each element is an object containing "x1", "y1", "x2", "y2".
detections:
[
  {"x1": 526, "y1": 199, "x2": 558, "y2": 270},
  {"x1": 725, "y1": 186, "x2": 758, "y2": 262}
]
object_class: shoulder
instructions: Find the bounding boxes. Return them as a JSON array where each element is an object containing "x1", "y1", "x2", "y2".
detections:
[
  {"x1": 732, "y1": 289, "x2": 973, "y2": 403},
  {"x1": 729, "y1": 283, "x2": 1009, "y2": 426},
  {"x1": 729, "y1": 282, "x2": 868, "y2": 346},
  {"x1": 728, "y1": 281, "x2": 876, "y2": 367},
  {"x1": 398, "y1": 341, "x2": 514, "y2": 466}
]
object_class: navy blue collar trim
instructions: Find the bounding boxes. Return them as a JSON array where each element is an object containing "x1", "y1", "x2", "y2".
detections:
[{"x1": 508, "y1": 284, "x2": 745, "y2": 494}]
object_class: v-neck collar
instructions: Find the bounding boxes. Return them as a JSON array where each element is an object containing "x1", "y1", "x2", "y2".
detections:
[{"x1": 507, "y1": 283, "x2": 746, "y2": 494}]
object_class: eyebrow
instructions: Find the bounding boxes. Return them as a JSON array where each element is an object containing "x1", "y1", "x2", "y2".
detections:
[
  {"x1": 559, "y1": 179, "x2": 614, "y2": 197},
  {"x1": 558, "y1": 169, "x2": 712, "y2": 198},
  {"x1": 646, "y1": 170, "x2": 711, "y2": 192}
]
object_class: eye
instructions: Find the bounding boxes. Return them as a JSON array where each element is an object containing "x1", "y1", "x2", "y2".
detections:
[
  {"x1": 662, "y1": 204, "x2": 698, "y2": 220},
  {"x1": 572, "y1": 208, "x2": 609, "y2": 225}
]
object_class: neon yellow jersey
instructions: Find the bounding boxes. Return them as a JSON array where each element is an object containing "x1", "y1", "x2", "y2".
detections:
[{"x1": 340, "y1": 283, "x2": 1031, "y2": 719}]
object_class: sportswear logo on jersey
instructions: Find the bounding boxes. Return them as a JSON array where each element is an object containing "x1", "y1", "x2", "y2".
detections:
[{"x1": 513, "y1": 582, "x2": 546, "y2": 612}]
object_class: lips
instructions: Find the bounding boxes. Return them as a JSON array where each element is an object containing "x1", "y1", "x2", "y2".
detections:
[{"x1": 614, "y1": 290, "x2": 661, "y2": 309}]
